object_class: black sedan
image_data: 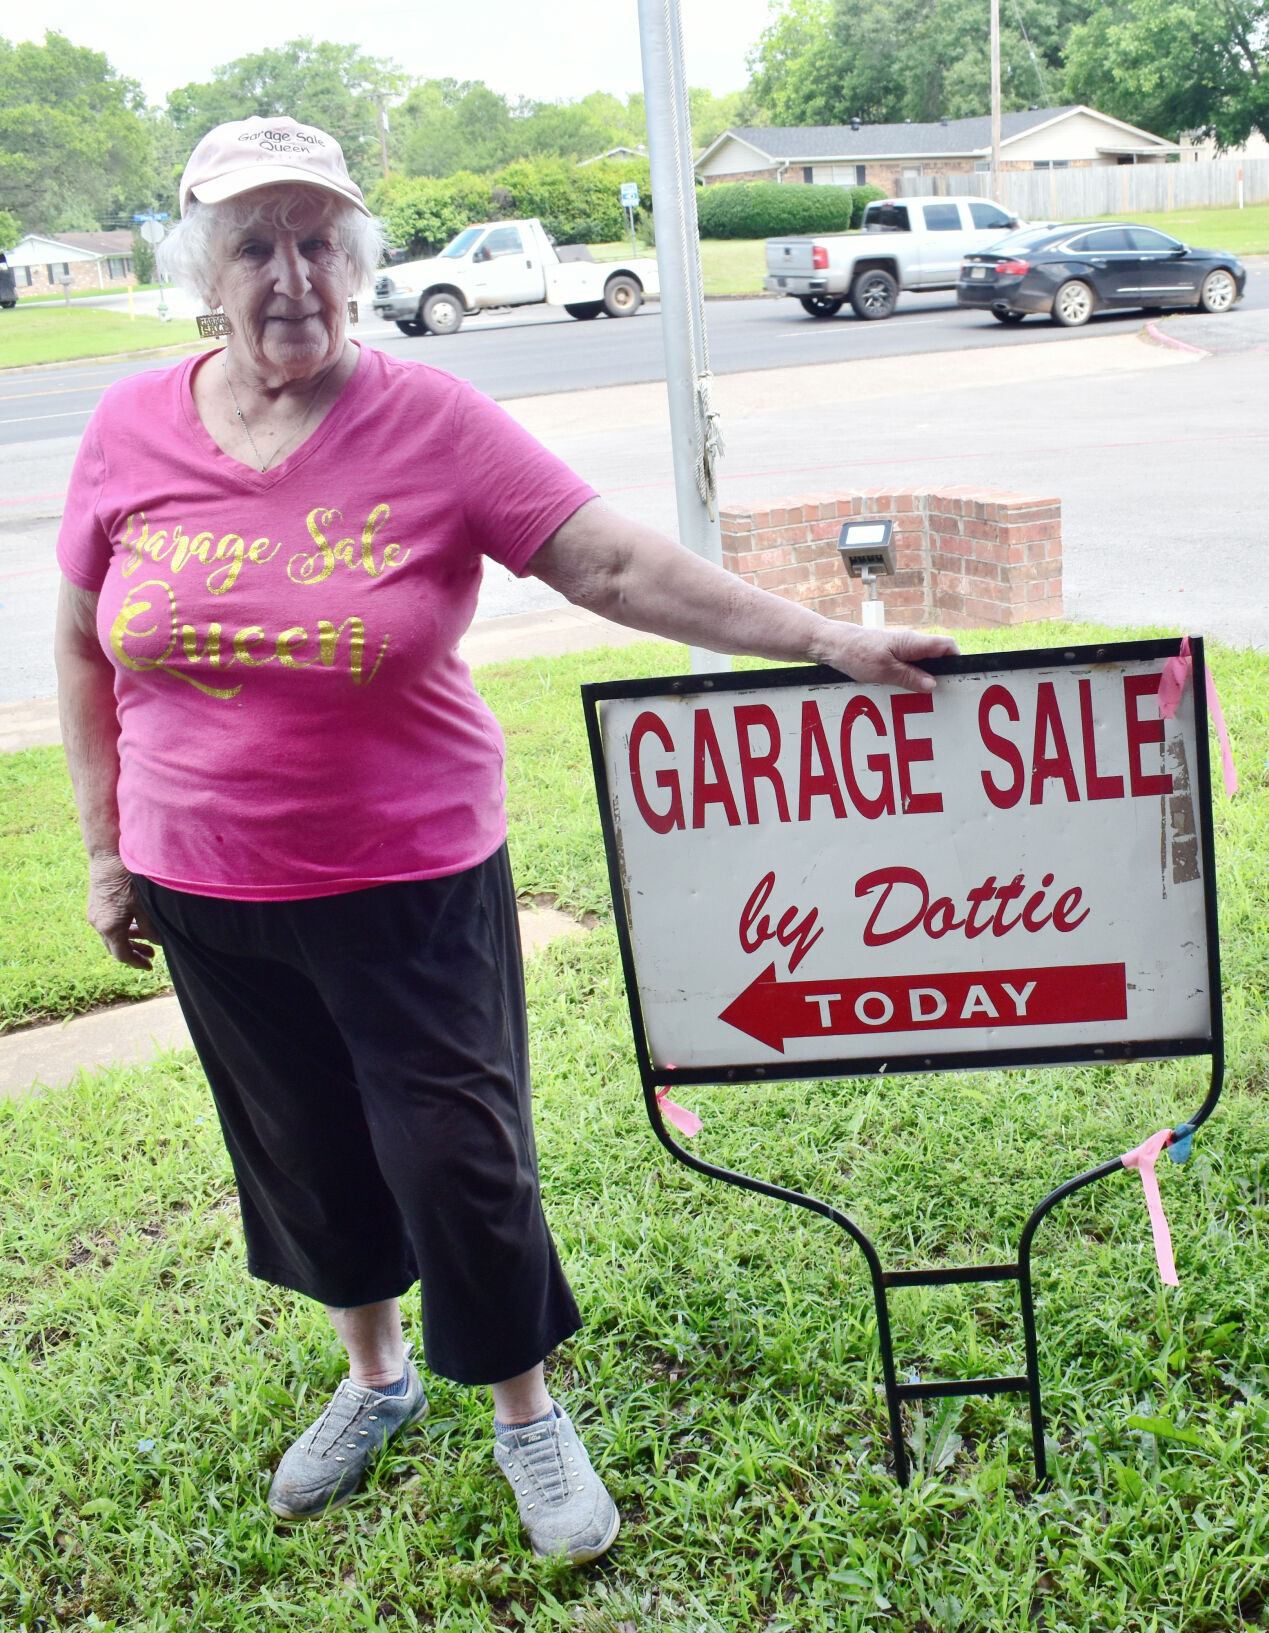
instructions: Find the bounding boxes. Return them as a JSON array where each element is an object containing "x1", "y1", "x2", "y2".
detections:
[{"x1": 957, "y1": 222, "x2": 1245, "y2": 327}]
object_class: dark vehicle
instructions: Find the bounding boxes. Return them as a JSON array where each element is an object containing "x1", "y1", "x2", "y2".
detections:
[
  {"x1": 957, "y1": 222, "x2": 1245, "y2": 327},
  {"x1": 0, "y1": 258, "x2": 16, "y2": 310}
]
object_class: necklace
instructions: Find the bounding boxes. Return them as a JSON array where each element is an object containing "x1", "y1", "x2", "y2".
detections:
[{"x1": 222, "y1": 356, "x2": 335, "y2": 473}]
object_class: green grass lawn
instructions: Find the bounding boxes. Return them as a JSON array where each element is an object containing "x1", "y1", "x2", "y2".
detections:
[
  {"x1": 15, "y1": 284, "x2": 162, "y2": 306},
  {"x1": 0, "y1": 307, "x2": 209, "y2": 368},
  {"x1": 1096, "y1": 203, "x2": 1269, "y2": 256},
  {"x1": 2, "y1": 625, "x2": 1267, "y2": 1629},
  {"x1": 591, "y1": 238, "x2": 768, "y2": 297}
]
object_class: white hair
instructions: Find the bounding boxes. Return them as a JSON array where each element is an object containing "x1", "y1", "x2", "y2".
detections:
[{"x1": 158, "y1": 190, "x2": 386, "y2": 307}]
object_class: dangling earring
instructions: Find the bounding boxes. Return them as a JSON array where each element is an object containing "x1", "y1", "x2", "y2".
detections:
[
  {"x1": 196, "y1": 311, "x2": 233, "y2": 339},
  {"x1": 346, "y1": 299, "x2": 359, "y2": 324}
]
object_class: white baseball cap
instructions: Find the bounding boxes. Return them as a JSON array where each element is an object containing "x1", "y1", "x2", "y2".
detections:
[{"x1": 179, "y1": 116, "x2": 370, "y2": 217}]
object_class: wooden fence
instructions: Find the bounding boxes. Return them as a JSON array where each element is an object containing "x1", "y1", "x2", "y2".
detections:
[{"x1": 898, "y1": 159, "x2": 1269, "y2": 217}]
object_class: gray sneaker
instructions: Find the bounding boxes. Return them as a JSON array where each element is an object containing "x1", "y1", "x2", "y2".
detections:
[
  {"x1": 267, "y1": 1357, "x2": 428, "y2": 1521},
  {"x1": 493, "y1": 1405, "x2": 620, "y2": 1564}
]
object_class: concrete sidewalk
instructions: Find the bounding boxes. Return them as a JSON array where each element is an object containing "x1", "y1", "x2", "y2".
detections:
[{"x1": 0, "y1": 604, "x2": 664, "y2": 1101}]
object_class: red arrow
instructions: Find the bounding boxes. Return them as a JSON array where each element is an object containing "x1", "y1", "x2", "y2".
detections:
[{"x1": 718, "y1": 962, "x2": 1128, "y2": 1054}]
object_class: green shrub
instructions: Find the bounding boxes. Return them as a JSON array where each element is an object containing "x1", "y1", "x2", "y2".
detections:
[
  {"x1": 368, "y1": 171, "x2": 493, "y2": 256},
  {"x1": 492, "y1": 157, "x2": 651, "y2": 244},
  {"x1": 696, "y1": 180, "x2": 886, "y2": 239},
  {"x1": 368, "y1": 157, "x2": 653, "y2": 255},
  {"x1": 852, "y1": 181, "x2": 889, "y2": 221},
  {"x1": 130, "y1": 230, "x2": 155, "y2": 284}
]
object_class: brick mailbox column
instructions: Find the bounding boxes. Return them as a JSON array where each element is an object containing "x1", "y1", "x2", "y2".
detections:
[{"x1": 719, "y1": 487, "x2": 1062, "y2": 628}]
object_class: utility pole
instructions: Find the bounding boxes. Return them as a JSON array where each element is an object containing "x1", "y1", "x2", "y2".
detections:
[
  {"x1": 636, "y1": 0, "x2": 728, "y2": 673},
  {"x1": 990, "y1": 0, "x2": 1003, "y2": 201},
  {"x1": 376, "y1": 100, "x2": 391, "y2": 179}
]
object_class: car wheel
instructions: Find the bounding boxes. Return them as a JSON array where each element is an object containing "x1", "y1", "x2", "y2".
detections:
[
  {"x1": 565, "y1": 302, "x2": 603, "y2": 320},
  {"x1": 849, "y1": 269, "x2": 898, "y2": 320},
  {"x1": 1198, "y1": 268, "x2": 1238, "y2": 313},
  {"x1": 602, "y1": 275, "x2": 642, "y2": 317},
  {"x1": 395, "y1": 319, "x2": 427, "y2": 337},
  {"x1": 422, "y1": 291, "x2": 464, "y2": 335},
  {"x1": 1051, "y1": 279, "x2": 1094, "y2": 328},
  {"x1": 799, "y1": 295, "x2": 844, "y2": 318},
  {"x1": 992, "y1": 309, "x2": 1026, "y2": 324}
]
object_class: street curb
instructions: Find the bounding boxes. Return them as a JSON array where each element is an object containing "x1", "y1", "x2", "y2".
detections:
[{"x1": 1143, "y1": 323, "x2": 1211, "y2": 356}]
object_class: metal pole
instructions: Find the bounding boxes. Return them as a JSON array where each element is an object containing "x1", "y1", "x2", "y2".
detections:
[
  {"x1": 990, "y1": 0, "x2": 1003, "y2": 202},
  {"x1": 637, "y1": 0, "x2": 729, "y2": 673}
]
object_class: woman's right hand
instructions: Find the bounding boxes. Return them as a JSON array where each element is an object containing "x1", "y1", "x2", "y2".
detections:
[{"x1": 87, "y1": 852, "x2": 161, "y2": 969}]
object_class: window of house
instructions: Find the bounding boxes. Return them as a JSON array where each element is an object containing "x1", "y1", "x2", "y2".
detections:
[
  {"x1": 106, "y1": 256, "x2": 133, "y2": 279},
  {"x1": 1032, "y1": 159, "x2": 1071, "y2": 171},
  {"x1": 922, "y1": 202, "x2": 962, "y2": 231}
]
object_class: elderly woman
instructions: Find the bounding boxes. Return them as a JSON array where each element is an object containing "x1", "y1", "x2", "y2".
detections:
[{"x1": 54, "y1": 115, "x2": 956, "y2": 1564}]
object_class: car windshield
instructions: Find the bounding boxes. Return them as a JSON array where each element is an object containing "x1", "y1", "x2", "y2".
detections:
[{"x1": 441, "y1": 227, "x2": 484, "y2": 259}]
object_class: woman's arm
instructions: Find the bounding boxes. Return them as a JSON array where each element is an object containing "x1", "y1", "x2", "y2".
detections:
[
  {"x1": 54, "y1": 578, "x2": 159, "y2": 969},
  {"x1": 530, "y1": 499, "x2": 958, "y2": 693}
]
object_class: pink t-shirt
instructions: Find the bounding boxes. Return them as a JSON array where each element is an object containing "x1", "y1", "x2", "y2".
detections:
[{"x1": 56, "y1": 343, "x2": 597, "y2": 899}]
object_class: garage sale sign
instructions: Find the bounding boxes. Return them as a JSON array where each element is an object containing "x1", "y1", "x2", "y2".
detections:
[{"x1": 583, "y1": 641, "x2": 1220, "y2": 1085}]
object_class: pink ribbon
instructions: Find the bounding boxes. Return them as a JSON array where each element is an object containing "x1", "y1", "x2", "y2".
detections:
[
  {"x1": 656, "y1": 1088, "x2": 703, "y2": 1138},
  {"x1": 1157, "y1": 636, "x2": 1237, "y2": 796},
  {"x1": 1121, "y1": 1128, "x2": 1179, "y2": 1287}
]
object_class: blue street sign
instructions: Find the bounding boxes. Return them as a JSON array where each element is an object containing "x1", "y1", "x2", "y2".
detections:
[{"x1": 620, "y1": 183, "x2": 640, "y2": 208}]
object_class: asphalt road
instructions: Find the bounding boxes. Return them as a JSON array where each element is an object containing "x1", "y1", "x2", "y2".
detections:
[
  {"x1": 3, "y1": 277, "x2": 1267, "y2": 703},
  {"x1": 5, "y1": 265, "x2": 1267, "y2": 446}
]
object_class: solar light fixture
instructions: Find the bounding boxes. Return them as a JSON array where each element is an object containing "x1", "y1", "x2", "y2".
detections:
[{"x1": 837, "y1": 519, "x2": 895, "y2": 628}]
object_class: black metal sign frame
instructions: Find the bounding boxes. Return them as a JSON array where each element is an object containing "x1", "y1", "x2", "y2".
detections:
[{"x1": 581, "y1": 637, "x2": 1224, "y2": 1486}]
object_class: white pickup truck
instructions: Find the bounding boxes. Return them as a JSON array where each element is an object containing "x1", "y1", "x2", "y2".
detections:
[
  {"x1": 372, "y1": 217, "x2": 659, "y2": 336},
  {"x1": 765, "y1": 196, "x2": 1022, "y2": 320}
]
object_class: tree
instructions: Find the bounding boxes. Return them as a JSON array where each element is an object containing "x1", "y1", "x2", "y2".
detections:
[
  {"x1": 513, "y1": 91, "x2": 641, "y2": 162},
  {"x1": 0, "y1": 31, "x2": 153, "y2": 234},
  {"x1": 392, "y1": 82, "x2": 649, "y2": 176},
  {"x1": 746, "y1": 0, "x2": 1093, "y2": 126},
  {"x1": 1064, "y1": 0, "x2": 1269, "y2": 145},
  {"x1": 167, "y1": 39, "x2": 406, "y2": 192},
  {"x1": 393, "y1": 80, "x2": 519, "y2": 177},
  {"x1": 746, "y1": 0, "x2": 852, "y2": 124},
  {"x1": 0, "y1": 208, "x2": 20, "y2": 250},
  {"x1": 689, "y1": 87, "x2": 763, "y2": 149}
]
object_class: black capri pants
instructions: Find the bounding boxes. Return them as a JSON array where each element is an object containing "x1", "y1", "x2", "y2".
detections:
[{"x1": 134, "y1": 847, "x2": 581, "y2": 1386}]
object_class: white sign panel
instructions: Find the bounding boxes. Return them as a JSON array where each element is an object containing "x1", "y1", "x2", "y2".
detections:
[
  {"x1": 620, "y1": 182, "x2": 641, "y2": 207},
  {"x1": 589, "y1": 647, "x2": 1215, "y2": 1077}
]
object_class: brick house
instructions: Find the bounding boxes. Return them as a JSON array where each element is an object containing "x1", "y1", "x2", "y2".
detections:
[
  {"x1": 4, "y1": 231, "x2": 138, "y2": 298},
  {"x1": 695, "y1": 105, "x2": 1178, "y2": 196}
]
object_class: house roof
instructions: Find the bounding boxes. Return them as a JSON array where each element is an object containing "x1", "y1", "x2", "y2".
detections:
[
  {"x1": 696, "y1": 106, "x2": 1175, "y2": 168},
  {"x1": 48, "y1": 231, "x2": 135, "y2": 255},
  {"x1": 9, "y1": 230, "x2": 134, "y2": 264}
]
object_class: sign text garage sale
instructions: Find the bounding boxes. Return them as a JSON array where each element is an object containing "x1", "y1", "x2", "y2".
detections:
[{"x1": 597, "y1": 656, "x2": 1208, "y2": 1072}]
